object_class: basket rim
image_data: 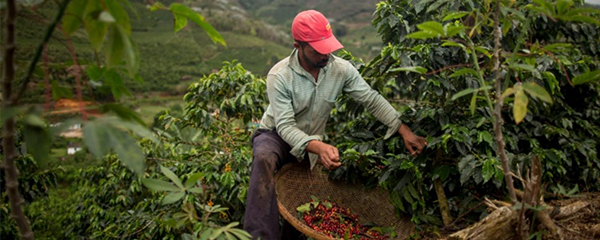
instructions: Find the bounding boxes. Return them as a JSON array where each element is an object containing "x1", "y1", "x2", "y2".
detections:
[
  {"x1": 275, "y1": 162, "x2": 410, "y2": 240},
  {"x1": 276, "y1": 163, "x2": 340, "y2": 240}
]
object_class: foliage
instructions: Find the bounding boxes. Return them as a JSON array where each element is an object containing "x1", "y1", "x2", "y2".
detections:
[
  {"x1": 1, "y1": 155, "x2": 58, "y2": 239},
  {"x1": 1, "y1": 0, "x2": 255, "y2": 239},
  {"x1": 328, "y1": 0, "x2": 600, "y2": 225}
]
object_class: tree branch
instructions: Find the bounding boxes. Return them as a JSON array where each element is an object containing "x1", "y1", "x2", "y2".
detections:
[
  {"x1": 10, "y1": 0, "x2": 71, "y2": 105},
  {"x1": 491, "y1": 0, "x2": 517, "y2": 204}
]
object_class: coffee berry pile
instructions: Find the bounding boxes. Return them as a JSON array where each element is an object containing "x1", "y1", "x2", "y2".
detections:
[{"x1": 297, "y1": 197, "x2": 390, "y2": 239}]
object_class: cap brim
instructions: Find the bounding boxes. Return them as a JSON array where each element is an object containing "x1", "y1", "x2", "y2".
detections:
[{"x1": 309, "y1": 35, "x2": 344, "y2": 55}]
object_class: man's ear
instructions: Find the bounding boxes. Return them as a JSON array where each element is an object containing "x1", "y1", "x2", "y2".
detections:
[{"x1": 293, "y1": 42, "x2": 300, "y2": 50}]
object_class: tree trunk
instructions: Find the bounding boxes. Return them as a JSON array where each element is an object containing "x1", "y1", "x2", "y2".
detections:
[
  {"x1": 2, "y1": 0, "x2": 35, "y2": 239},
  {"x1": 434, "y1": 178, "x2": 453, "y2": 226},
  {"x1": 448, "y1": 206, "x2": 518, "y2": 240}
]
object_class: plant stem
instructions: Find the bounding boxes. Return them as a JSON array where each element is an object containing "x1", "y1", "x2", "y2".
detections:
[
  {"x1": 491, "y1": 0, "x2": 517, "y2": 204},
  {"x1": 468, "y1": 39, "x2": 494, "y2": 112},
  {"x1": 2, "y1": 0, "x2": 35, "y2": 238},
  {"x1": 61, "y1": 27, "x2": 87, "y2": 120},
  {"x1": 43, "y1": 44, "x2": 52, "y2": 111}
]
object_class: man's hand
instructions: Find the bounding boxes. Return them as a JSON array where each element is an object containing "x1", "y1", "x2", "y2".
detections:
[
  {"x1": 398, "y1": 124, "x2": 427, "y2": 156},
  {"x1": 307, "y1": 140, "x2": 341, "y2": 170}
]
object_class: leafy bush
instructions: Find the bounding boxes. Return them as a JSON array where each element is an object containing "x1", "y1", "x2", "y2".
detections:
[{"x1": 328, "y1": 0, "x2": 600, "y2": 225}]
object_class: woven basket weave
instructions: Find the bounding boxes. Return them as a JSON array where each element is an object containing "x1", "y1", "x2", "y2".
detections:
[{"x1": 275, "y1": 162, "x2": 414, "y2": 240}]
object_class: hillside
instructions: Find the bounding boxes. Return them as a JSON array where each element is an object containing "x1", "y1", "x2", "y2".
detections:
[
  {"x1": 233, "y1": 0, "x2": 383, "y2": 60},
  {"x1": 14, "y1": 0, "x2": 383, "y2": 100},
  {"x1": 14, "y1": 0, "x2": 292, "y2": 97}
]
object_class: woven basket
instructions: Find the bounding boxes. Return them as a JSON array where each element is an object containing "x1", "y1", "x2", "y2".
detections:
[{"x1": 275, "y1": 162, "x2": 414, "y2": 240}]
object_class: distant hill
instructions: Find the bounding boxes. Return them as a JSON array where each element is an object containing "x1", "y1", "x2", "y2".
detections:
[
  {"x1": 15, "y1": 0, "x2": 382, "y2": 100},
  {"x1": 230, "y1": 0, "x2": 383, "y2": 60}
]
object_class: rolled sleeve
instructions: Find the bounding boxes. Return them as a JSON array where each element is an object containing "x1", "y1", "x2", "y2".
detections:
[
  {"x1": 343, "y1": 66, "x2": 402, "y2": 139},
  {"x1": 267, "y1": 73, "x2": 320, "y2": 160}
]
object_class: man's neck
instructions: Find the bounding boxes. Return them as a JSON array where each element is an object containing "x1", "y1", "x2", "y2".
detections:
[{"x1": 298, "y1": 55, "x2": 320, "y2": 82}]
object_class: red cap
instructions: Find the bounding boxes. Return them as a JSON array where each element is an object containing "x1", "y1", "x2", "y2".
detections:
[{"x1": 291, "y1": 10, "x2": 343, "y2": 55}]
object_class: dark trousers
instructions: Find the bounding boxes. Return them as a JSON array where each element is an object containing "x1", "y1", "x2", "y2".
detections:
[{"x1": 243, "y1": 129, "x2": 303, "y2": 240}]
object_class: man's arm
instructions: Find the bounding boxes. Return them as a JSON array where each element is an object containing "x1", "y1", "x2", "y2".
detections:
[
  {"x1": 267, "y1": 74, "x2": 341, "y2": 167},
  {"x1": 343, "y1": 64, "x2": 427, "y2": 155}
]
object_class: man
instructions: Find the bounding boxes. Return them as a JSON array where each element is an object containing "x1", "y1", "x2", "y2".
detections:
[{"x1": 243, "y1": 10, "x2": 427, "y2": 239}]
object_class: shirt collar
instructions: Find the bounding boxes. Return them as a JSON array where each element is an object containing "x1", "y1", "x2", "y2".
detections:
[{"x1": 288, "y1": 49, "x2": 335, "y2": 77}]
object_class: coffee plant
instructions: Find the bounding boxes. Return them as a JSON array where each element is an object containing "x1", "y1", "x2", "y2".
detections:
[{"x1": 329, "y1": 0, "x2": 600, "y2": 225}]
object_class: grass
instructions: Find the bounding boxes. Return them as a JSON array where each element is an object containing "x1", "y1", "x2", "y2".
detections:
[{"x1": 135, "y1": 97, "x2": 185, "y2": 126}]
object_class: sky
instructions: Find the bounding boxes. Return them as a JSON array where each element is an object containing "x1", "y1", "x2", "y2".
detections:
[{"x1": 586, "y1": 0, "x2": 600, "y2": 5}]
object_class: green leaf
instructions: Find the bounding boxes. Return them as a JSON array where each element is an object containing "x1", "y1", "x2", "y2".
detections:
[
  {"x1": 184, "y1": 172, "x2": 204, "y2": 189},
  {"x1": 296, "y1": 202, "x2": 311, "y2": 212},
  {"x1": 474, "y1": 46, "x2": 491, "y2": 58},
  {"x1": 501, "y1": 88, "x2": 515, "y2": 101},
  {"x1": 169, "y1": 3, "x2": 226, "y2": 46},
  {"x1": 542, "y1": 43, "x2": 572, "y2": 53},
  {"x1": 99, "y1": 103, "x2": 145, "y2": 126},
  {"x1": 187, "y1": 187, "x2": 203, "y2": 194},
  {"x1": 150, "y1": 2, "x2": 165, "y2": 11},
  {"x1": 510, "y1": 63, "x2": 539, "y2": 74},
  {"x1": 562, "y1": 14, "x2": 600, "y2": 25},
  {"x1": 416, "y1": 21, "x2": 445, "y2": 36},
  {"x1": 446, "y1": 25, "x2": 465, "y2": 37},
  {"x1": 572, "y1": 70, "x2": 600, "y2": 85},
  {"x1": 469, "y1": 91, "x2": 478, "y2": 115},
  {"x1": 162, "y1": 191, "x2": 185, "y2": 205},
  {"x1": 109, "y1": 126, "x2": 146, "y2": 175},
  {"x1": 82, "y1": 120, "x2": 112, "y2": 160},
  {"x1": 406, "y1": 31, "x2": 439, "y2": 39},
  {"x1": 104, "y1": 0, "x2": 131, "y2": 34},
  {"x1": 442, "y1": 40, "x2": 465, "y2": 49},
  {"x1": 23, "y1": 115, "x2": 51, "y2": 165},
  {"x1": 118, "y1": 120, "x2": 159, "y2": 143},
  {"x1": 83, "y1": 0, "x2": 108, "y2": 50},
  {"x1": 104, "y1": 25, "x2": 124, "y2": 68},
  {"x1": 173, "y1": 13, "x2": 188, "y2": 33},
  {"x1": 388, "y1": 66, "x2": 427, "y2": 74},
  {"x1": 433, "y1": 165, "x2": 451, "y2": 181},
  {"x1": 450, "y1": 68, "x2": 478, "y2": 78},
  {"x1": 141, "y1": 178, "x2": 180, "y2": 192},
  {"x1": 98, "y1": 11, "x2": 115, "y2": 22},
  {"x1": 117, "y1": 26, "x2": 139, "y2": 76},
  {"x1": 502, "y1": 19, "x2": 512, "y2": 35},
  {"x1": 86, "y1": 64, "x2": 104, "y2": 80},
  {"x1": 482, "y1": 159, "x2": 495, "y2": 183},
  {"x1": 0, "y1": 107, "x2": 21, "y2": 126},
  {"x1": 83, "y1": 119, "x2": 146, "y2": 175},
  {"x1": 51, "y1": 80, "x2": 73, "y2": 100},
  {"x1": 161, "y1": 165, "x2": 184, "y2": 189},
  {"x1": 460, "y1": 159, "x2": 475, "y2": 185},
  {"x1": 426, "y1": 0, "x2": 449, "y2": 13},
  {"x1": 513, "y1": 88, "x2": 529, "y2": 124},
  {"x1": 522, "y1": 82, "x2": 553, "y2": 104},
  {"x1": 442, "y1": 11, "x2": 469, "y2": 21},
  {"x1": 62, "y1": 0, "x2": 89, "y2": 34},
  {"x1": 451, "y1": 88, "x2": 475, "y2": 101},
  {"x1": 104, "y1": 69, "x2": 132, "y2": 100},
  {"x1": 533, "y1": 0, "x2": 555, "y2": 14},
  {"x1": 501, "y1": 6, "x2": 526, "y2": 21}
]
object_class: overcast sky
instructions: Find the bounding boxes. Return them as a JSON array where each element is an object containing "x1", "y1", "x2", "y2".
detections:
[{"x1": 587, "y1": 0, "x2": 600, "y2": 5}]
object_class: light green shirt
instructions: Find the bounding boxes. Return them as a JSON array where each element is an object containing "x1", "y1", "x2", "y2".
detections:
[{"x1": 259, "y1": 49, "x2": 402, "y2": 169}]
